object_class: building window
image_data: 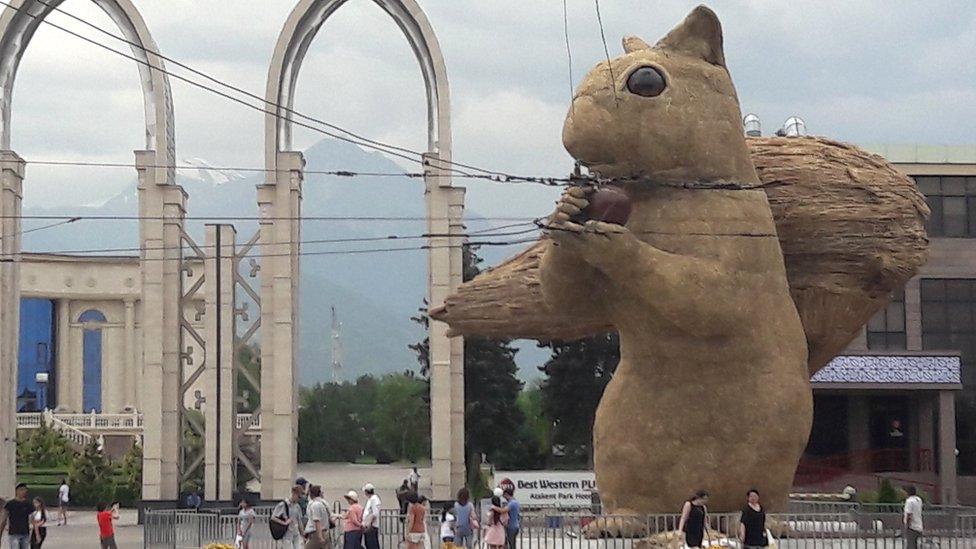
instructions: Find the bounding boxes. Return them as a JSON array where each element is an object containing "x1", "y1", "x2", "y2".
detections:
[
  {"x1": 914, "y1": 176, "x2": 976, "y2": 237},
  {"x1": 867, "y1": 289, "x2": 906, "y2": 350},
  {"x1": 79, "y1": 309, "x2": 107, "y2": 413}
]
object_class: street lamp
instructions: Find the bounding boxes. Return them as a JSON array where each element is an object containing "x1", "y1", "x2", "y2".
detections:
[{"x1": 35, "y1": 372, "x2": 49, "y2": 411}]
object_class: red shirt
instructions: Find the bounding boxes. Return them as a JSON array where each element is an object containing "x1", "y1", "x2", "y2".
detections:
[{"x1": 97, "y1": 511, "x2": 114, "y2": 539}]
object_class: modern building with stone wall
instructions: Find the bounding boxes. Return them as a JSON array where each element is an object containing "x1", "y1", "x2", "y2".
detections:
[{"x1": 799, "y1": 144, "x2": 976, "y2": 504}]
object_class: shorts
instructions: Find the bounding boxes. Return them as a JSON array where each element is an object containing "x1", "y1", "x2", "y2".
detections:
[
  {"x1": 100, "y1": 535, "x2": 119, "y2": 549},
  {"x1": 406, "y1": 533, "x2": 426, "y2": 543}
]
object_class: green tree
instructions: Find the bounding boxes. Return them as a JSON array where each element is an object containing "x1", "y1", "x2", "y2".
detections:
[
  {"x1": 298, "y1": 376, "x2": 377, "y2": 463},
  {"x1": 237, "y1": 344, "x2": 262, "y2": 412},
  {"x1": 410, "y1": 244, "x2": 546, "y2": 473},
  {"x1": 371, "y1": 372, "x2": 431, "y2": 461},
  {"x1": 181, "y1": 409, "x2": 205, "y2": 492},
  {"x1": 517, "y1": 385, "x2": 550, "y2": 456},
  {"x1": 114, "y1": 443, "x2": 143, "y2": 506},
  {"x1": 539, "y1": 332, "x2": 620, "y2": 467},
  {"x1": 16, "y1": 423, "x2": 74, "y2": 468},
  {"x1": 68, "y1": 440, "x2": 116, "y2": 505}
]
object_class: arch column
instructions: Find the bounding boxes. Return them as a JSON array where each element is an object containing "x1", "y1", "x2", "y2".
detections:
[
  {"x1": 258, "y1": 152, "x2": 303, "y2": 499},
  {"x1": 0, "y1": 150, "x2": 22, "y2": 495},
  {"x1": 426, "y1": 152, "x2": 466, "y2": 498},
  {"x1": 138, "y1": 150, "x2": 186, "y2": 501}
]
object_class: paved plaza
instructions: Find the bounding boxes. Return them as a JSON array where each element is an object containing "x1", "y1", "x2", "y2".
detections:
[{"x1": 22, "y1": 464, "x2": 428, "y2": 548}]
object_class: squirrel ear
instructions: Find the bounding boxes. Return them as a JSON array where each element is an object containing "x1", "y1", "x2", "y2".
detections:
[
  {"x1": 655, "y1": 5, "x2": 726, "y2": 67},
  {"x1": 622, "y1": 35, "x2": 651, "y2": 53}
]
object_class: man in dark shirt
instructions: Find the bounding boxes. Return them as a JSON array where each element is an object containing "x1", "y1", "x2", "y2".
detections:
[{"x1": 0, "y1": 483, "x2": 33, "y2": 549}]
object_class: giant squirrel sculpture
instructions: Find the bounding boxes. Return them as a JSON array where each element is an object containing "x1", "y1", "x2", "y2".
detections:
[{"x1": 432, "y1": 5, "x2": 928, "y2": 514}]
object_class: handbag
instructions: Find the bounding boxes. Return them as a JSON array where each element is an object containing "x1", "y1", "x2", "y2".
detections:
[{"x1": 269, "y1": 500, "x2": 289, "y2": 540}]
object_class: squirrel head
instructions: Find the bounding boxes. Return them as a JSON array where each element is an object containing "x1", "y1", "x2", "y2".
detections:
[{"x1": 563, "y1": 5, "x2": 759, "y2": 186}]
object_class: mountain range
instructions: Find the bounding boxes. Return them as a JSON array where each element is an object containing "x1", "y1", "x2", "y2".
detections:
[{"x1": 21, "y1": 138, "x2": 547, "y2": 385}]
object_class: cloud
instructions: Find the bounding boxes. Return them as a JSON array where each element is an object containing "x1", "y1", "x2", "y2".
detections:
[{"x1": 2, "y1": 0, "x2": 973, "y2": 216}]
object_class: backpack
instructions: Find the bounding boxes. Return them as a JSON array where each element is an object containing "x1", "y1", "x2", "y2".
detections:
[{"x1": 269, "y1": 500, "x2": 289, "y2": 541}]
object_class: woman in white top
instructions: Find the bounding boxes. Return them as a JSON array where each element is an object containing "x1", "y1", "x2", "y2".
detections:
[
  {"x1": 57, "y1": 480, "x2": 69, "y2": 526},
  {"x1": 30, "y1": 497, "x2": 47, "y2": 549},
  {"x1": 304, "y1": 485, "x2": 332, "y2": 549},
  {"x1": 237, "y1": 499, "x2": 255, "y2": 549},
  {"x1": 440, "y1": 503, "x2": 456, "y2": 549}
]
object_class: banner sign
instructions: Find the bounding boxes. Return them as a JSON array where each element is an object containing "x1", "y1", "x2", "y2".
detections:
[{"x1": 492, "y1": 470, "x2": 596, "y2": 508}]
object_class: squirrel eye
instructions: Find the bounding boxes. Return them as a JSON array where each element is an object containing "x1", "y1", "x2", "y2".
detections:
[{"x1": 626, "y1": 66, "x2": 666, "y2": 97}]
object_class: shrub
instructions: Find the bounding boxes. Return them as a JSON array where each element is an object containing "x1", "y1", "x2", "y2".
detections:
[
  {"x1": 68, "y1": 440, "x2": 117, "y2": 506},
  {"x1": 16, "y1": 424, "x2": 74, "y2": 468}
]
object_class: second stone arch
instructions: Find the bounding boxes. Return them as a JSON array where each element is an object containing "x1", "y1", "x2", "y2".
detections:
[{"x1": 257, "y1": 0, "x2": 467, "y2": 500}]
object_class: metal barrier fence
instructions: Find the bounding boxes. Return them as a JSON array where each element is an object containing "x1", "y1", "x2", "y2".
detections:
[{"x1": 146, "y1": 508, "x2": 976, "y2": 548}]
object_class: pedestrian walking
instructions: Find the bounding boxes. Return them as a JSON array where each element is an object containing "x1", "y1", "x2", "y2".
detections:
[
  {"x1": 342, "y1": 491, "x2": 364, "y2": 549},
  {"x1": 502, "y1": 486, "x2": 520, "y2": 549},
  {"x1": 396, "y1": 480, "x2": 410, "y2": 520},
  {"x1": 676, "y1": 490, "x2": 709, "y2": 549},
  {"x1": 56, "y1": 480, "x2": 68, "y2": 526},
  {"x1": 440, "y1": 503, "x2": 456, "y2": 549},
  {"x1": 403, "y1": 492, "x2": 427, "y2": 549},
  {"x1": 452, "y1": 487, "x2": 478, "y2": 549},
  {"x1": 304, "y1": 485, "x2": 332, "y2": 549},
  {"x1": 0, "y1": 483, "x2": 34, "y2": 549},
  {"x1": 96, "y1": 502, "x2": 120, "y2": 549},
  {"x1": 482, "y1": 496, "x2": 507, "y2": 549},
  {"x1": 361, "y1": 484, "x2": 381, "y2": 549},
  {"x1": 407, "y1": 466, "x2": 421, "y2": 493},
  {"x1": 29, "y1": 498, "x2": 46, "y2": 549},
  {"x1": 271, "y1": 486, "x2": 306, "y2": 549},
  {"x1": 738, "y1": 489, "x2": 768, "y2": 548},
  {"x1": 295, "y1": 477, "x2": 310, "y2": 516},
  {"x1": 186, "y1": 491, "x2": 202, "y2": 511},
  {"x1": 904, "y1": 485, "x2": 924, "y2": 549},
  {"x1": 237, "y1": 499, "x2": 256, "y2": 549}
]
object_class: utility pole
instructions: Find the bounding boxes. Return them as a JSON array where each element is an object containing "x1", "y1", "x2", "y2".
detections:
[{"x1": 331, "y1": 306, "x2": 342, "y2": 384}]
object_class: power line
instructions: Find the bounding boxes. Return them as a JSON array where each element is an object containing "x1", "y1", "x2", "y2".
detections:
[
  {"x1": 562, "y1": 0, "x2": 576, "y2": 111},
  {"x1": 32, "y1": 0, "x2": 515, "y2": 179},
  {"x1": 10, "y1": 214, "x2": 538, "y2": 222},
  {"x1": 1, "y1": 236, "x2": 542, "y2": 262},
  {"x1": 593, "y1": 0, "x2": 618, "y2": 104},
  {"x1": 17, "y1": 0, "x2": 553, "y2": 182},
  {"x1": 21, "y1": 224, "x2": 542, "y2": 256},
  {"x1": 11, "y1": 158, "x2": 568, "y2": 186},
  {"x1": 1, "y1": 216, "x2": 80, "y2": 240}
]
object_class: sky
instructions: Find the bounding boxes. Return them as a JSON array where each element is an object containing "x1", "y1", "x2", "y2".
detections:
[{"x1": 10, "y1": 0, "x2": 976, "y2": 218}]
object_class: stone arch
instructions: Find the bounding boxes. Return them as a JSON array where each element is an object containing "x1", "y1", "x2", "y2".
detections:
[
  {"x1": 0, "y1": 0, "x2": 183, "y2": 498},
  {"x1": 263, "y1": 0, "x2": 451, "y2": 170},
  {"x1": 0, "y1": 0, "x2": 176, "y2": 180},
  {"x1": 259, "y1": 0, "x2": 465, "y2": 499}
]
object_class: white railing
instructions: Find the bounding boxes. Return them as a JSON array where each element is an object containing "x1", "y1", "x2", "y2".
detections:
[
  {"x1": 17, "y1": 411, "x2": 142, "y2": 432},
  {"x1": 18, "y1": 411, "x2": 261, "y2": 434},
  {"x1": 18, "y1": 412, "x2": 42, "y2": 428},
  {"x1": 236, "y1": 413, "x2": 261, "y2": 432},
  {"x1": 44, "y1": 411, "x2": 93, "y2": 447}
]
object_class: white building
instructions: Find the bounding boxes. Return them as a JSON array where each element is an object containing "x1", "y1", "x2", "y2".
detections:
[{"x1": 17, "y1": 253, "x2": 204, "y2": 414}]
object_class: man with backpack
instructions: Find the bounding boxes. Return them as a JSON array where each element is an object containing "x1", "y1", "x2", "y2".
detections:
[{"x1": 270, "y1": 485, "x2": 306, "y2": 549}]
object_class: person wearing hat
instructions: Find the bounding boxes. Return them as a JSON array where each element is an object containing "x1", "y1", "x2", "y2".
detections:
[
  {"x1": 0, "y1": 483, "x2": 33, "y2": 549},
  {"x1": 295, "y1": 477, "x2": 310, "y2": 517},
  {"x1": 341, "y1": 490, "x2": 365, "y2": 549},
  {"x1": 361, "y1": 484, "x2": 381, "y2": 549}
]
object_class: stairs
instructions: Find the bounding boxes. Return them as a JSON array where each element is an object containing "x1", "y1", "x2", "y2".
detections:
[{"x1": 42, "y1": 410, "x2": 93, "y2": 450}]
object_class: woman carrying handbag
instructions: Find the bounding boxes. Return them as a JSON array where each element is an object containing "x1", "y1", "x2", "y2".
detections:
[
  {"x1": 677, "y1": 490, "x2": 709, "y2": 549},
  {"x1": 453, "y1": 488, "x2": 478, "y2": 549}
]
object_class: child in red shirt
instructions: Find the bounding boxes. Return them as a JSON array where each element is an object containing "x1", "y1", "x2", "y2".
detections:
[{"x1": 96, "y1": 502, "x2": 119, "y2": 549}]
